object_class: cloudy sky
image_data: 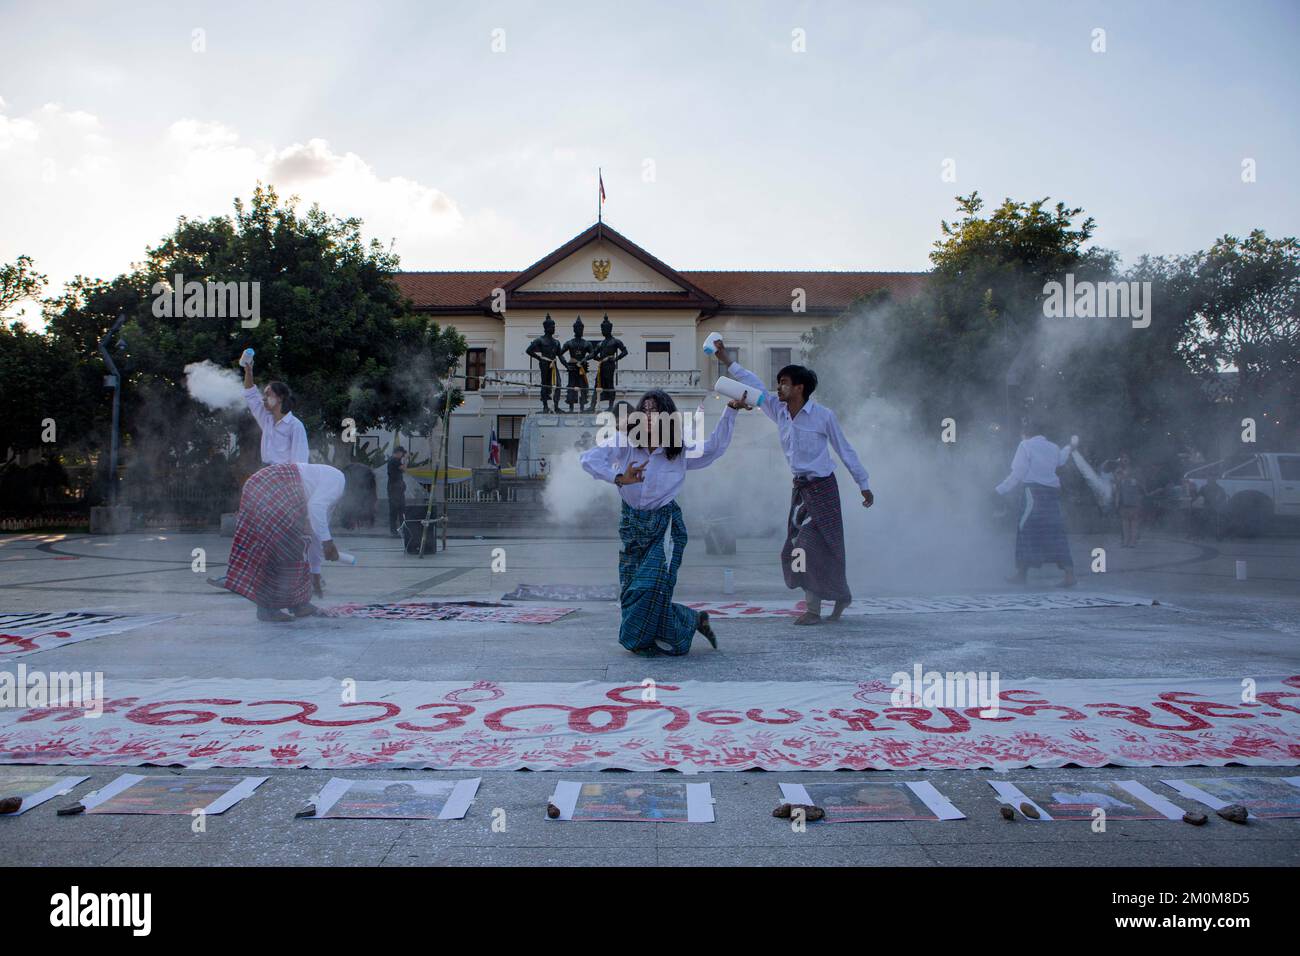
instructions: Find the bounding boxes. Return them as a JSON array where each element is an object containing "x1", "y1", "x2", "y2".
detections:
[{"x1": 2, "y1": 0, "x2": 1297, "y2": 325}]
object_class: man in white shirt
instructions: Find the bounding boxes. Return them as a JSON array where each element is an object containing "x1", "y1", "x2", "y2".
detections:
[
  {"x1": 713, "y1": 341, "x2": 872, "y2": 625},
  {"x1": 995, "y1": 421, "x2": 1076, "y2": 587},
  {"x1": 223, "y1": 462, "x2": 345, "y2": 621}
]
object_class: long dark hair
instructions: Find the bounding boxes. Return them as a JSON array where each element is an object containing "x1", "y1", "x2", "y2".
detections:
[
  {"x1": 637, "y1": 388, "x2": 684, "y2": 461},
  {"x1": 267, "y1": 381, "x2": 294, "y2": 413}
]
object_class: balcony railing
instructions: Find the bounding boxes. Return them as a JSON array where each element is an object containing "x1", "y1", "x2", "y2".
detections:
[{"x1": 472, "y1": 368, "x2": 706, "y2": 398}]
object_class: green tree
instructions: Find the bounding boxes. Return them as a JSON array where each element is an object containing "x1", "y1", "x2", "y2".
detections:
[
  {"x1": 807, "y1": 193, "x2": 1217, "y2": 484},
  {"x1": 1182, "y1": 230, "x2": 1299, "y2": 447},
  {"x1": 43, "y1": 185, "x2": 466, "y2": 474},
  {"x1": 0, "y1": 321, "x2": 94, "y2": 462},
  {"x1": 0, "y1": 255, "x2": 47, "y2": 313}
]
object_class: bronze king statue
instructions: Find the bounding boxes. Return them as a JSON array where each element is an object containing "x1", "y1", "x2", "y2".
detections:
[
  {"x1": 590, "y1": 314, "x2": 628, "y2": 411},
  {"x1": 525, "y1": 314, "x2": 563, "y2": 412},
  {"x1": 561, "y1": 317, "x2": 595, "y2": 413}
]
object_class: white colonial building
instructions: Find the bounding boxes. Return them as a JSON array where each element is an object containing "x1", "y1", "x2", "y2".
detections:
[{"x1": 380, "y1": 221, "x2": 923, "y2": 477}]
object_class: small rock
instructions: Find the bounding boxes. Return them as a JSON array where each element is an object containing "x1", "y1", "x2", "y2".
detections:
[
  {"x1": 1019, "y1": 802, "x2": 1040, "y2": 819},
  {"x1": 56, "y1": 803, "x2": 85, "y2": 816},
  {"x1": 803, "y1": 805, "x2": 826, "y2": 822},
  {"x1": 1216, "y1": 804, "x2": 1249, "y2": 824},
  {"x1": 546, "y1": 802, "x2": 561, "y2": 819},
  {"x1": 0, "y1": 796, "x2": 22, "y2": 814},
  {"x1": 772, "y1": 803, "x2": 792, "y2": 818},
  {"x1": 294, "y1": 804, "x2": 317, "y2": 819},
  {"x1": 999, "y1": 804, "x2": 1016, "y2": 820},
  {"x1": 1182, "y1": 811, "x2": 1208, "y2": 826}
]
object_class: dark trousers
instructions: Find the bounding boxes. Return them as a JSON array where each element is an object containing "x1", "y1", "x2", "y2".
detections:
[{"x1": 388, "y1": 486, "x2": 406, "y2": 534}]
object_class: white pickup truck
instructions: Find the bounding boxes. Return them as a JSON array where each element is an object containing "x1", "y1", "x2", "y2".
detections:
[{"x1": 1184, "y1": 452, "x2": 1300, "y2": 535}]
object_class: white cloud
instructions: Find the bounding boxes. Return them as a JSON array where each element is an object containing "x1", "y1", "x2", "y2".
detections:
[{"x1": 0, "y1": 99, "x2": 473, "y2": 317}]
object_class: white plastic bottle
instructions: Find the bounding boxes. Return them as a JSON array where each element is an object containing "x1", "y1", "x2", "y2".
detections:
[{"x1": 713, "y1": 375, "x2": 766, "y2": 407}]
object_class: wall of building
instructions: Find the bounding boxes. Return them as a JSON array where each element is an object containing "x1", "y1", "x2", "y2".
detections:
[
  {"x1": 697, "y1": 313, "x2": 819, "y2": 388},
  {"x1": 502, "y1": 308, "x2": 701, "y2": 373},
  {"x1": 364, "y1": 307, "x2": 835, "y2": 473}
]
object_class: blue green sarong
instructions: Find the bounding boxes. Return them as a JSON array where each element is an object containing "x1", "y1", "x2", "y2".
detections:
[{"x1": 618, "y1": 500, "x2": 699, "y2": 655}]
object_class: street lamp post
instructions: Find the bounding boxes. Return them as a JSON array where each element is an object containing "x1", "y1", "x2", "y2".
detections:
[{"x1": 97, "y1": 312, "x2": 127, "y2": 506}]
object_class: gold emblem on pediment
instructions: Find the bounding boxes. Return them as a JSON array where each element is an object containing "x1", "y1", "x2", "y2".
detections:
[{"x1": 592, "y1": 258, "x2": 611, "y2": 281}]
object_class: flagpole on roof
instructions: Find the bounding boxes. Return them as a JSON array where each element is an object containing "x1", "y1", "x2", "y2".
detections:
[{"x1": 597, "y1": 167, "x2": 602, "y2": 235}]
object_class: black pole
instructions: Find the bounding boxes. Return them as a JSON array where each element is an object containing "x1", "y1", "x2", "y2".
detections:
[{"x1": 97, "y1": 312, "x2": 127, "y2": 506}]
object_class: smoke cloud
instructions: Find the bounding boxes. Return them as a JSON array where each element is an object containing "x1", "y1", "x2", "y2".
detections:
[{"x1": 184, "y1": 360, "x2": 246, "y2": 411}]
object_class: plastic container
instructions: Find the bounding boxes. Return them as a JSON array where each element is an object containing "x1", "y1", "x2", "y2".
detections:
[
  {"x1": 239, "y1": 348, "x2": 255, "y2": 368},
  {"x1": 702, "y1": 332, "x2": 724, "y2": 355},
  {"x1": 713, "y1": 375, "x2": 766, "y2": 407},
  {"x1": 337, "y1": 551, "x2": 358, "y2": 566}
]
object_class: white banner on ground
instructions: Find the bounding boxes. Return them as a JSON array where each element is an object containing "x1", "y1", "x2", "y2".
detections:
[
  {"x1": 1, "y1": 675, "x2": 1296, "y2": 773},
  {"x1": 0, "y1": 611, "x2": 177, "y2": 659},
  {"x1": 685, "y1": 593, "x2": 1155, "y2": 618}
]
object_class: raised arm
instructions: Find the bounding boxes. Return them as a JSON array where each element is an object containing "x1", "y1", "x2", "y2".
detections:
[
  {"x1": 825, "y1": 409, "x2": 870, "y2": 490},
  {"x1": 685, "y1": 405, "x2": 738, "y2": 471},
  {"x1": 995, "y1": 442, "x2": 1030, "y2": 495},
  {"x1": 727, "y1": 362, "x2": 779, "y2": 423},
  {"x1": 243, "y1": 382, "x2": 273, "y2": 432}
]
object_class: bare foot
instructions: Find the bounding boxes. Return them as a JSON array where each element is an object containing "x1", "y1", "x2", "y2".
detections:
[
  {"x1": 828, "y1": 600, "x2": 850, "y2": 621},
  {"x1": 696, "y1": 611, "x2": 717, "y2": 648},
  {"x1": 793, "y1": 611, "x2": 822, "y2": 626}
]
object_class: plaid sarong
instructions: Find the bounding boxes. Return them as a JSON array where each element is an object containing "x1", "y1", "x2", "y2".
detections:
[
  {"x1": 224, "y1": 464, "x2": 311, "y2": 609},
  {"x1": 781, "y1": 473, "x2": 851, "y2": 603},
  {"x1": 618, "y1": 501, "x2": 699, "y2": 655},
  {"x1": 1015, "y1": 483, "x2": 1074, "y2": 570}
]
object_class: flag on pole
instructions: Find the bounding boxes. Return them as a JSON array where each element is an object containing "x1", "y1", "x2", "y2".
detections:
[
  {"x1": 599, "y1": 170, "x2": 606, "y2": 205},
  {"x1": 489, "y1": 426, "x2": 501, "y2": 467}
]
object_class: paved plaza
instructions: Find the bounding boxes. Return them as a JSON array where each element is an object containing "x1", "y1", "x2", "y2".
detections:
[{"x1": 1, "y1": 526, "x2": 1298, "y2": 866}]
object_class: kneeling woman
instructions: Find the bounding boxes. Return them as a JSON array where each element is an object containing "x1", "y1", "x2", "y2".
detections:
[
  {"x1": 223, "y1": 462, "x2": 347, "y2": 621},
  {"x1": 581, "y1": 389, "x2": 745, "y2": 656}
]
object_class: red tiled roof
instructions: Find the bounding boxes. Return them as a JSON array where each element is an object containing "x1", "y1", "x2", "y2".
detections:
[
  {"x1": 683, "y1": 271, "x2": 927, "y2": 312},
  {"x1": 394, "y1": 269, "x2": 927, "y2": 315},
  {"x1": 393, "y1": 272, "x2": 516, "y2": 311}
]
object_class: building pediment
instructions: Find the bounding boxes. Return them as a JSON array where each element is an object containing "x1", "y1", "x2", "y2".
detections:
[
  {"x1": 486, "y1": 222, "x2": 721, "y2": 312},
  {"x1": 517, "y1": 238, "x2": 684, "y2": 293}
]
